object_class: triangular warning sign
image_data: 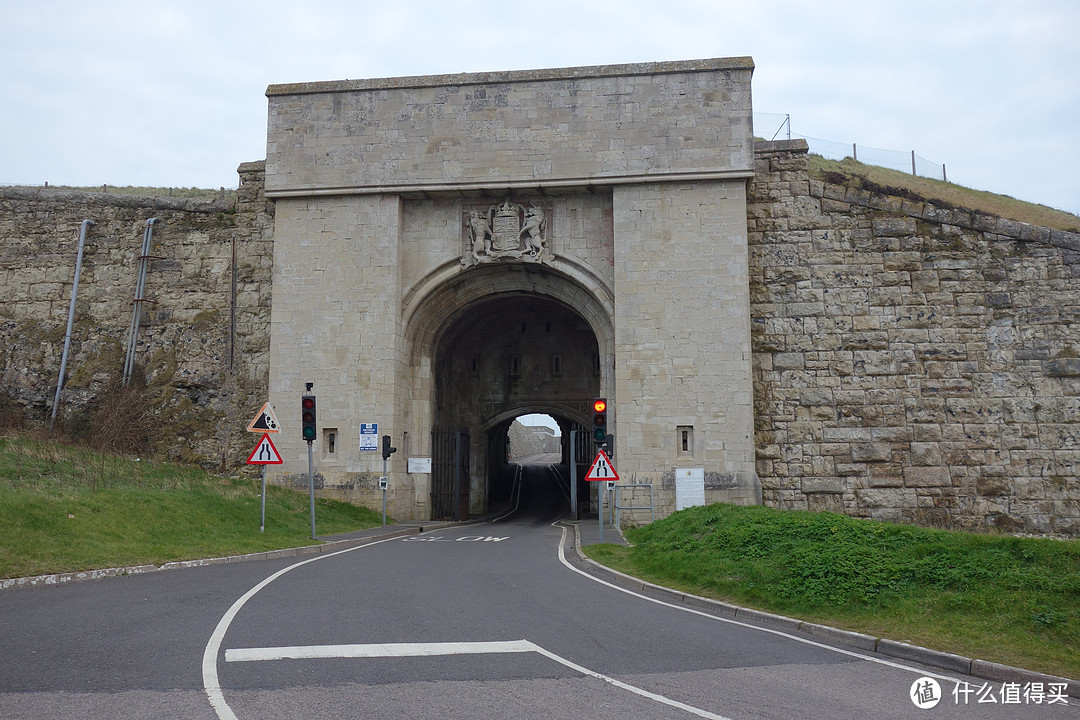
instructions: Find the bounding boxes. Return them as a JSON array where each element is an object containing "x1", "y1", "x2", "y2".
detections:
[
  {"x1": 247, "y1": 434, "x2": 283, "y2": 465},
  {"x1": 585, "y1": 450, "x2": 619, "y2": 482},
  {"x1": 246, "y1": 402, "x2": 280, "y2": 434}
]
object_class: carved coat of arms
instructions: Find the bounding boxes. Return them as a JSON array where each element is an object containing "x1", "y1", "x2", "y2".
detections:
[{"x1": 462, "y1": 199, "x2": 550, "y2": 267}]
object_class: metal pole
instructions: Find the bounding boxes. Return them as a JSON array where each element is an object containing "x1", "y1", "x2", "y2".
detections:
[
  {"x1": 598, "y1": 477, "x2": 603, "y2": 544},
  {"x1": 569, "y1": 430, "x2": 578, "y2": 520},
  {"x1": 51, "y1": 219, "x2": 93, "y2": 429},
  {"x1": 260, "y1": 465, "x2": 266, "y2": 532},
  {"x1": 308, "y1": 440, "x2": 316, "y2": 539},
  {"x1": 911, "y1": 150, "x2": 916, "y2": 176},
  {"x1": 382, "y1": 454, "x2": 388, "y2": 527}
]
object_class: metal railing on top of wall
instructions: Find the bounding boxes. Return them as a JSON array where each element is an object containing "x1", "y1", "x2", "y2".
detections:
[{"x1": 754, "y1": 112, "x2": 947, "y2": 182}]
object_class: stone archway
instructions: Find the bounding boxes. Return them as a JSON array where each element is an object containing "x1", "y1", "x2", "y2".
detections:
[{"x1": 404, "y1": 261, "x2": 614, "y2": 519}]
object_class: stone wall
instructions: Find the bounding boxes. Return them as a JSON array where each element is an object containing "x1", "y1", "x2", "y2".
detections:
[
  {"x1": 4, "y1": 139, "x2": 1079, "y2": 535},
  {"x1": 749, "y1": 140, "x2": 1080, "y2": 535},
  {"x1": 0, "y1": 162, "x2": 274, "y2": 466}
]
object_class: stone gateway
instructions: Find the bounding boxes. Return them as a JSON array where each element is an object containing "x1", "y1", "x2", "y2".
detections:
[{"x1": 264, "y1": 58, "x2": 761, "y2": 521}]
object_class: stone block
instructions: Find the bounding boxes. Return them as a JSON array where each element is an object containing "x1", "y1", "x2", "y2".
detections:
[
  {"x1": 851, "y1": 443, "x2": 891, "y2": 462},
  {"x1": 872, "y1": 217, "x2": 916, "y2": 237},
  {"x1": 904, "y1": 466, "x2": 951, "y2": 487},
  {"x1": 801, "y1": 477, "x2": 844, "y2": 493},
  {"x1": 910, "y1": 442, "x2": 943, "y2": 466},
  {"x1": 974, "y1": 477, "x2": 1010, "y2": 497}
]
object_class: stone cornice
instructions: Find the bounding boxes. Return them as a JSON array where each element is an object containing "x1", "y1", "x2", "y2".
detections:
[{"x1": 267, "y1": 57, "x2": 755, "y2": 97}]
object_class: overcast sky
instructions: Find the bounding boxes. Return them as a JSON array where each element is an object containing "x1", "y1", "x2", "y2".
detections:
[{"x1": 2, "y1": 1, "x2": 1077, "y2": 214}]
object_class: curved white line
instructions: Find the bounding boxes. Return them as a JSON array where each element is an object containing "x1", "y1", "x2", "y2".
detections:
[
  {"x1": 553, "y1": 522, "x2": 962, "y2": 686},
  {"x1": 201, "y1": 536, "x2": 402, "y2": 720}
]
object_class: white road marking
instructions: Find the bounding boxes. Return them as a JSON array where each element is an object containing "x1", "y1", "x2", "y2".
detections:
[
  {"x1": 553, "y1": 521, "x2": 962, "y2": 686},
  {"x1": 201, "y1": 536, "x2": 402, "y2": 720},
  {"x1": 224, "y1": 638, "x2": 733, "y2": 720},
  {"x1": 226, "y1": 640, "x2": 536, "y2": 662}
]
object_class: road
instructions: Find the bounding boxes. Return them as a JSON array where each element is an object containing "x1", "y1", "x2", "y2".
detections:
[{"x1": 1, "y1": 455, "x2": 1076, "y2": 718}]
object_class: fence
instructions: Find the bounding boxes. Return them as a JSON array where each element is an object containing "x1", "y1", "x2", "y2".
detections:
[{"x1": 753, "y1": 112, "x2": 947, "y2": 182}]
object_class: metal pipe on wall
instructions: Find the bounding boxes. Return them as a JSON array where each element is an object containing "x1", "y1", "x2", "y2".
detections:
[
  {"x1": 122, "y1": 217, "x2": 158, "y2": 385},
  {"x1": 50, "y1": 219, "x2": 94, "y2": 429}
]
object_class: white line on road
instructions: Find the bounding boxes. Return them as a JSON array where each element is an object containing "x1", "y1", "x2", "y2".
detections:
[
  {"x1": 554, "y1": 521, "x2": 962, "y2": 686},
  {"x1": 223, "y1": 638, "x2": 733, "y2": 720},
  {"x1": 226, "y1": 640, "x2": 537, "y2": 662},
  {"x1": 201, "y1": 536, "x2": 402, "y2": 720}
]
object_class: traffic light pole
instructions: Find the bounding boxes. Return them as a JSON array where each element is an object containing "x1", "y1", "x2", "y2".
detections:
[
  {"x1": 307, "y1": 440, "x2": 316, "y2": 539},
  {"x1": 569, "y1": 430, "x2": 578, "y2": 520},
  {"x1": 381, "y1": 453, "x2": 388, "y2": 527}
]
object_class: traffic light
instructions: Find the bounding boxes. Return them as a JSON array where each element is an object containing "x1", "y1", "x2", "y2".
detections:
[
  {"x1": 592, "y1": 398, "x2": 607, "y2": 443},
  {"x1": 381, "y1": 434, "x2": 397, "y2": 460},
  {"x1": 301, "y1": 393, "x2": 317, "y2": 443}
]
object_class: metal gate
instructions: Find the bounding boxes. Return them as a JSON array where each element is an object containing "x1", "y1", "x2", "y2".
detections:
[{"x1": 431, "y1": 429, "x2": 470, "y2": 521}]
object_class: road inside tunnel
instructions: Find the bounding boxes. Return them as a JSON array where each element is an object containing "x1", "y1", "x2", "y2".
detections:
[{"x1": 499, "y1": 452, "x2": 571, "y2": 524}]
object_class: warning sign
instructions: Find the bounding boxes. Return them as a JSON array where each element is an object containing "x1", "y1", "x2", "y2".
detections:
[
  {"x1": 246, "y1": 403, "x2": 280, "y2": 434},
  {"x1": 247, "y1": 433, "x2": 283, "y2": 465},
  {"x1": 585, "y1": 450, "x2": 619, "y2": 482}
]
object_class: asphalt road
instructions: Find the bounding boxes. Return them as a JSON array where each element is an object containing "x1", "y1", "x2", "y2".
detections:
[{"x1": 1, "y1": 456, "x2": 1076, "y2": 719}]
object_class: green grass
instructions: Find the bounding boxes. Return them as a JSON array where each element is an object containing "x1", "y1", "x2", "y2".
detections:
[
  {"x1": 807, "y1": 154, "x2": 1080, "y2": 232},
  {"x1": 13, "y1": 183, "x2": 236, "y2": 202},
  {"x1": 0, "y1": 434, "x2": 384, "y2": 579},
  {"x1": 586, "y1": 503, "x2": 1080, "y2": 681}
]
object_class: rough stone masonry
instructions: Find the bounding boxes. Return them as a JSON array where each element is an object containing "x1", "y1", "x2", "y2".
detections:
[{"x1": 0, "y1": 57, "x2": 1077, "y2": 535}]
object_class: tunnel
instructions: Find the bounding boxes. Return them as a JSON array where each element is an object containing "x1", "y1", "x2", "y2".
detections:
[{"x1": 430, "y1": 291, "x2": 603, "y2": 520}]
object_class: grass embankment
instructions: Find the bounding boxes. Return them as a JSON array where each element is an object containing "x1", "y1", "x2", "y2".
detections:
[
  {"x1": 0, "y1": 434, "x2": 383, "y2": 580},
  {"x1": 586, "y1": 503, "x2": 1080, "y2": 681},
  {"x1": 807, "y1": 154, "x2": 1080, "y2": 232},
  {"x1": 17, "y1": 184, "x2": 236, "y2": 202}
]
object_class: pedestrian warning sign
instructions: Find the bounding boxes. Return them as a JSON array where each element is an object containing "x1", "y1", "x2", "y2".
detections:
[
  {"x1": 246, "y1": 402, "x2": 280, "y2": 434},
  {"x1": 584, "y1": 450, "x2": 619, "y2": 482},
  {"x1": 247, "y1": 433, "x2": 283, "y2": 465}
]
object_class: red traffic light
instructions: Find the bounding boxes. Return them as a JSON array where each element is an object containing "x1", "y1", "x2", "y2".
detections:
[{"x1": 593, "y1": 399, "x2": 606, "y2": 413}]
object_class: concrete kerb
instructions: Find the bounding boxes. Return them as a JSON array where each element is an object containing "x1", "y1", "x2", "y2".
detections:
[
  {"x1": 0, "y1": 524, "x2": 429, "y2": 592},
  {"x1": 0, "y1": 515, "x2": 492, "y2": 593},
  {"x1": 567, "y1": 523, "x2": 1080, "y2": 699}
]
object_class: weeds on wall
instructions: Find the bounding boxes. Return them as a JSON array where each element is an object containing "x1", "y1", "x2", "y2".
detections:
[{"x1": 64, "y1": 367, "x2": 160, "y2": 456}]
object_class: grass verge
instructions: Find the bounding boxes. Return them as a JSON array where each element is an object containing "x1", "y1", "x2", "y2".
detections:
[
  {"x1": 585, "y1": 503, "x2": 1080, "y2": 681},
  {"x1": 807, "y1": 154, "x2": 1080, "y2": 232},
  {"x1": 0, "y1": 434, "x2": 384, "y2": 579}
]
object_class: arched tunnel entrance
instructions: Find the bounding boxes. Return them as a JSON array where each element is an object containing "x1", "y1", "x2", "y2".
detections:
[{"x1": 431, "y1": 293, "x2": 601, "y2": 520}]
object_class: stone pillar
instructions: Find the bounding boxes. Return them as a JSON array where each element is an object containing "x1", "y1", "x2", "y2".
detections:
[
  {"x1": 267, "y1": 194, "x2": 405, "y2": 512},
  {"x1": 612, "y1": 180, "x2": 760, "y2": 518}
]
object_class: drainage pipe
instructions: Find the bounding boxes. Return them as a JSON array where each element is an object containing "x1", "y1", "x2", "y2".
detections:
[
  {"x1": 122, "y1": 217, "x2": 158, "y2": 385},
  {"x1": 50, "y1": 219, "x2": 94, "y2": 429}
]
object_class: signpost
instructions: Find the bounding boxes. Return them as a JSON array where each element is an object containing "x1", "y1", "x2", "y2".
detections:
[
  {"x1": 585, "y1": 450, "x2": 619, "y2": 542},
  {"x1": 245, "y1": 403, "x2": 281, "y2": 533}
]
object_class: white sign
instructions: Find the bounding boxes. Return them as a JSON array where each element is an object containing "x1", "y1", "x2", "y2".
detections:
[
  {"x1": 378, "y1": 476, "x2": 388, "y2": 490},
  {"x1": 408, "y1": 457, "x2": 432, "y2": 473},
  {"x1": 359, "y1": 423, "x2": 378, "y2": 451},
  {"x1": 247, "y1": 434, "x2": 283, "y2": 465},
  {"x1": 675, "y1": 467, "x2": 706, "y2": 510},
  {"x1": 585, "y1": 450, "x2": 619, "y2": 481}
]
